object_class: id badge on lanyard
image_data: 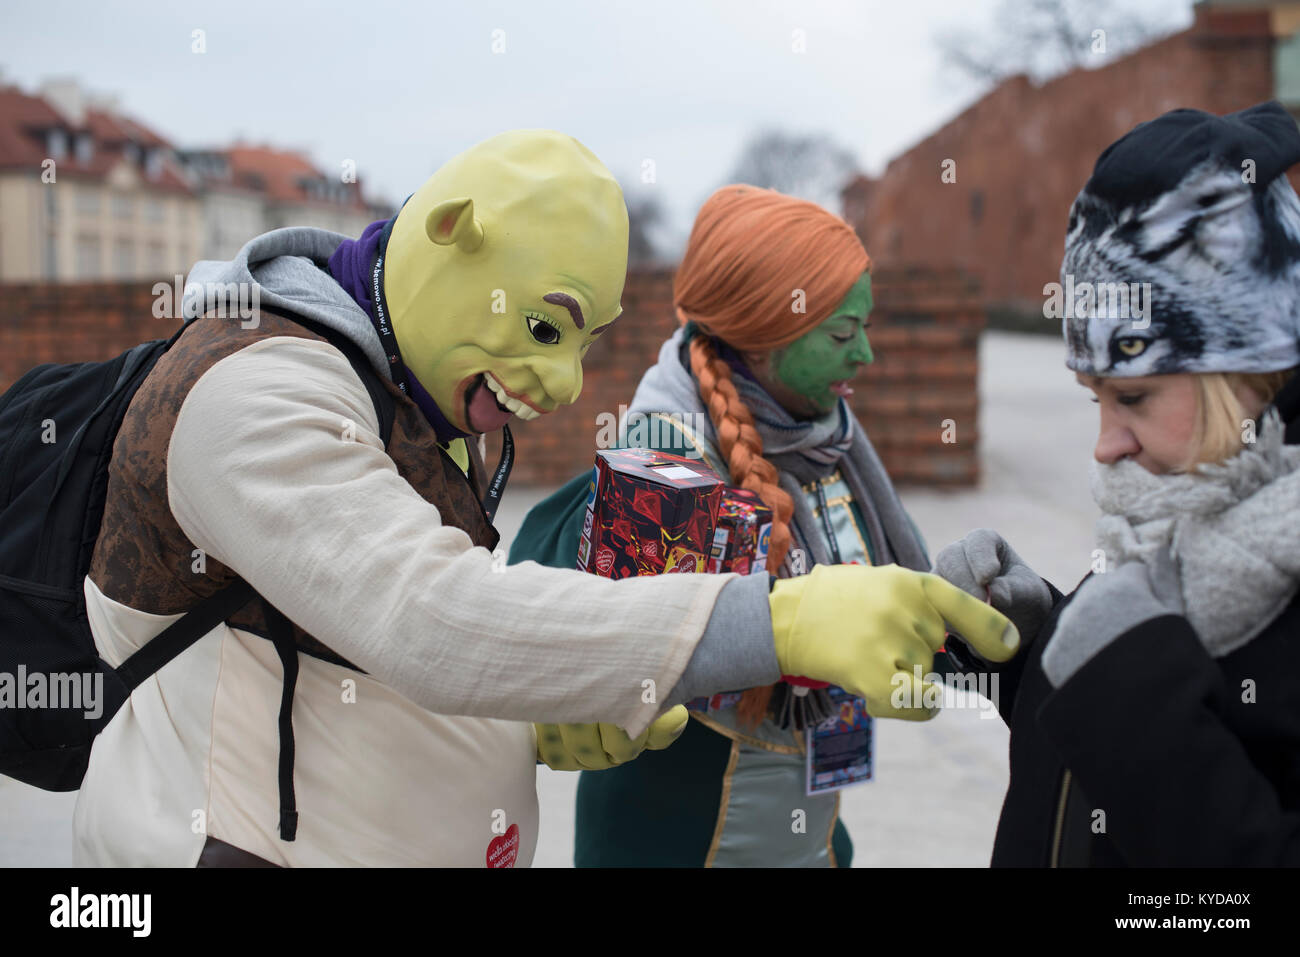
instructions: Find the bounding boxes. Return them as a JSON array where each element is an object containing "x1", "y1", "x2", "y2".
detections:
[{"x1": 806, "y1": 686, "x2": 874, "y2": 795}]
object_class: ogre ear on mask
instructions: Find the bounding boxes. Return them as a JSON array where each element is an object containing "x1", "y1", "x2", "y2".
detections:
[{"x1": 426, "y1": 197, "x2": 484, "y2": 253}]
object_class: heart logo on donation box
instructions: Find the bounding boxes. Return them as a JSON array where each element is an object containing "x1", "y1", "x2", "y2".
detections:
[{"x1": 486, "y1": 823, "x2": 520, "y2": 868}]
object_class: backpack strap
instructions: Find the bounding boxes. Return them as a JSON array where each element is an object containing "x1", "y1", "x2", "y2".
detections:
[
  {"x1": 114, "y1": 581, "x2": 303, "y2": 844},
  {"x1": 115, "y1": 579, "x2": 258, "y2": 690},
  {"x1": 263, "y1": 599, "x2": 300, "y2": 842},
  {"x1": 51, "y1": 326, "x2": 188, "y2": 501}
]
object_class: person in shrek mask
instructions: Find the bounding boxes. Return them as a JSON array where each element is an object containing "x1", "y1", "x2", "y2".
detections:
[
  {"x1": 72, "y1": 137, "x2": 1015, "y2": 868},
  {"x1": 511, "y1": 185, "x2": 935, "y2": 867}
]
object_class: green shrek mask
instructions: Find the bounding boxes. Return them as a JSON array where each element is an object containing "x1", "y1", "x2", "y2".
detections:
[
  {"x1": 383, "y1": 130, "x2": 629, "y2": 435},
  {"x1": 746, "y1": 273, "x2": 874, "y2": 418}
]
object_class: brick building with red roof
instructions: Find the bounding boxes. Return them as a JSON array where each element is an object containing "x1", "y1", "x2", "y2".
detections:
[
  {"x1": 182, "y1": 143, "x2": 392, "y2": 259},
  {"x1": 0, "y1": 78, "x2": 393, "y2": 280},
  {"x1": 0, "y1": 79, "x2": 200, "y2": 280}
]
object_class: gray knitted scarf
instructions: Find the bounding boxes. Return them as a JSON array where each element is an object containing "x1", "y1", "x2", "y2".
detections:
[
  {"x1": 623, "y1": 328, "x2": 928, "y2": 577},
  {"x1": 1090, "y1": 410, "x2": 1300, "y2": 657}
]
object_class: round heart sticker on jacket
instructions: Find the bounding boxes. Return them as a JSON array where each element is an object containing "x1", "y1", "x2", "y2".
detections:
[{"x1": 486, "y1": 823, "x2": 520, "y2": 868}]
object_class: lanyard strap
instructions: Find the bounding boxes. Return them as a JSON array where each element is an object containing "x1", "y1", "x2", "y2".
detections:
[
  {"x1": 813, "y1": 478, "x2": 843, "y2": 565},
  {"x1": 368, "y1": 217, "x2": 513, "y2": 523},
  {"x1": 369, "y1": 217, "x2": 410, "y2": 397},
  {"x1": 482, "y1": 424, "x2": 513, "y2": 524}
]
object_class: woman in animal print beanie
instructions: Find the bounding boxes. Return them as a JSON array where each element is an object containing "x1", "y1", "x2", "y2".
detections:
[{"x1": 931, "y1": 100, "x2": 1300, "y2": 866}]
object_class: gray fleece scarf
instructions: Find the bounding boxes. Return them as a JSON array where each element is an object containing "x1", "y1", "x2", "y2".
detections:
[
  {"x1": 1090, "y1": 410, "x2": 1300, "y2": 657},
  {"x1": 625, "y1": 328, "x2": 928, "y2": 576}
]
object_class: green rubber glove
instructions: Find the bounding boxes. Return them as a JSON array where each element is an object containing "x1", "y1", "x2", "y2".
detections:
[
  {"x1": 534, "y1": 705, "x2": 690, "y2": 771},
  {"x1": 770, "y1": 563, "x2": 1019, "y2": 720}
]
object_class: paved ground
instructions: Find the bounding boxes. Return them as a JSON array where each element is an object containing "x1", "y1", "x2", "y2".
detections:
[{"x1": 0, "y1": 331, "x2": 1100, "y2": 867}]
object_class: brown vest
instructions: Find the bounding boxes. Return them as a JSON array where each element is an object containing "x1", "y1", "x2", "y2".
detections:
[{"x1": 88, "y1": 310, "x2": 501, "y2": 668}]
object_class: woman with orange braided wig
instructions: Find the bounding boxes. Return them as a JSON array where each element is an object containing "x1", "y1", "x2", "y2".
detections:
[{"x1": 511, "y1": 184, "x2": 933, "y2": 867}]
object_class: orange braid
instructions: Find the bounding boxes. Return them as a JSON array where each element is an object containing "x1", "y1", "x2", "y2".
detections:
[
  {"x1": 688, "y1": 336, "x2": 795, "y2": 571},
  {"x1": 691, "y1": 334, "x2": 796, "y2": 731}
]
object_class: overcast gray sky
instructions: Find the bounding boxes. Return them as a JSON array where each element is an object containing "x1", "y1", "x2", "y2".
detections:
[{"x1": 0, "y1": 0, "x2": 1193, "y2": 252}]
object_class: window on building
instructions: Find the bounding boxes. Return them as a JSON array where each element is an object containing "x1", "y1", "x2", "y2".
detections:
[
  {"x1": 146, "y1": 241, "x2": 165, "y2": 275},
  {"x1": 145, "y1": 198, "x2": 164, "y2": 223},
  {"x1": 113, "y1": 239, "x2": 135, "y2": 277},
  {"x1": 74, "y1": 132, "x2": 94, "y2": 165},
  {"x1": 46, "y1": 129, "x2": 68, "y2": 161},
  {"x1": 145, "y1": 149, "x2": 163, "y2": 180},
  {"x1": 970, "y1": 189, "x2": 985, "y2": 226},
  {"x1": 76, "y1": 235, "x2": 101, "y2": 279},
  {"x1": 112, "y1": 192, "x2": 133, "y2": 219}
]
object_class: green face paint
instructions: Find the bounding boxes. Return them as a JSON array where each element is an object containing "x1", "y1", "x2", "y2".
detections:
[{"x1": 772, "y1": 273, "x2": 873, "y2": 414}]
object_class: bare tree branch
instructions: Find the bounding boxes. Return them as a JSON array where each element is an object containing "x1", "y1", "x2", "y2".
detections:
[
  {"x1": 726, "y1": 130, "x2": 860, "y2": 212},
  {"x1": 626, "y1": 191, "x2": 666, "y2": 267},
  {"x1": 935, "y1": 0, "x2": 1184, "y2": 88}
]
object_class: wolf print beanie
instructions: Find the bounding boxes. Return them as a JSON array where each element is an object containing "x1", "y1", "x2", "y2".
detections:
[{"x1": 1062, "y1": 100, "x2": 1300, "y2": 378}]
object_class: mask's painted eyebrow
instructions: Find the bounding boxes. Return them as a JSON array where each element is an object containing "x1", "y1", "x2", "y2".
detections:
[{"x1": 543, "y1": 292, "x2": 585, "y2": 330}]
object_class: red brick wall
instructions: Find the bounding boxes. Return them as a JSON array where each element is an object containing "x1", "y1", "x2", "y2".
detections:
[
  {"x1": 850, "y1": 7, "x2": 1282, "y2": 314},
  {"x1": 0, "y1": 281, "x2": 184, "y2": 381},
  {"x1": 1, "y1": 267, "x2": 983, "y2": 488}
]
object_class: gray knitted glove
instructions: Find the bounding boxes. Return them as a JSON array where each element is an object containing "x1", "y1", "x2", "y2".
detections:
[
  {"x1": 1042, "y1": 549, "x2": 1184, "y2": 688},
  {"x1": 932, "y1": 528, "x2": 1053, "y2": 650}
]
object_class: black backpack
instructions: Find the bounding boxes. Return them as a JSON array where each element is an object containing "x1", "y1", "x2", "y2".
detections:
[{"x1": 0, "y1": 312, "x2": 394, "y2": 841}]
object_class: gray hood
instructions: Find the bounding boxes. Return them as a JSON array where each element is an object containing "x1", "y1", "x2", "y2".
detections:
[{"x1": 182, "y1": 226, "x2": 391, "y2": 382}]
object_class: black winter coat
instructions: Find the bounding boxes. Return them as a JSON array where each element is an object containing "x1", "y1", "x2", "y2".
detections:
[{"x1": 945, "y1": 375, "x2": 1300, "y2": 867}]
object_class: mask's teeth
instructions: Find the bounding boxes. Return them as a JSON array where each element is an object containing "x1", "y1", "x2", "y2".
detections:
[{"x1": 484, "y1": 372, "x2": 541, "y2": 420}]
